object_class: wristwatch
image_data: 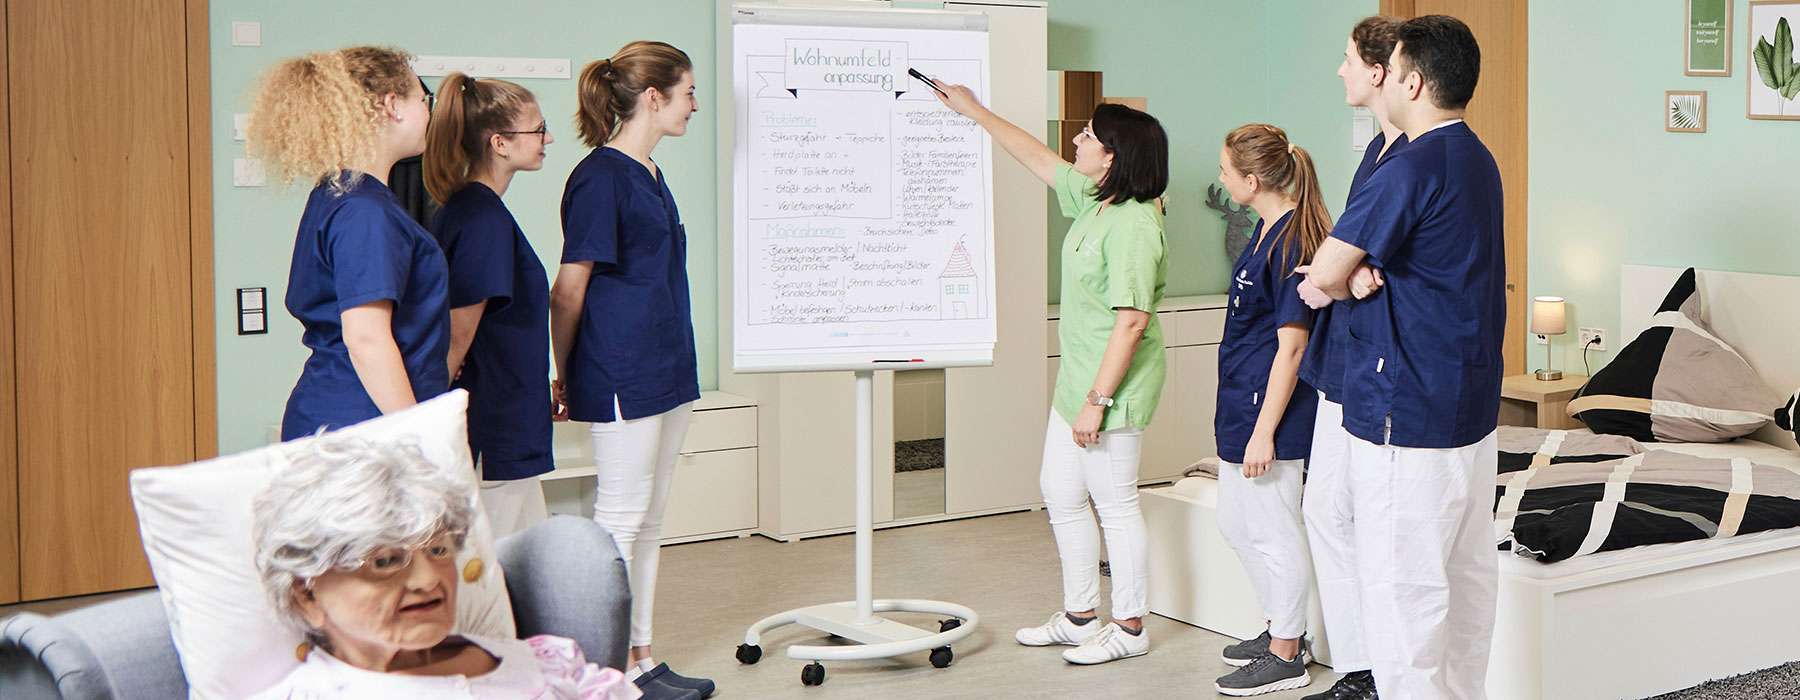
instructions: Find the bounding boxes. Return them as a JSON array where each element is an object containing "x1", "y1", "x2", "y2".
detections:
[{"x1": 1086, "y1": 390, "x2": 1114, "y2": 408}]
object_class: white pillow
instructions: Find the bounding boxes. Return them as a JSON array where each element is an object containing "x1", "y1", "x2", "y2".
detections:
[{"x1": 130, "y1": 390, "x2": 515, "y2": 700}]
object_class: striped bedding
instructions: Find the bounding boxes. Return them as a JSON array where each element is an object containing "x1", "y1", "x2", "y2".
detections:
[{"x1": 1495, "y1": 426, "x2": 1800, "y2": 562}]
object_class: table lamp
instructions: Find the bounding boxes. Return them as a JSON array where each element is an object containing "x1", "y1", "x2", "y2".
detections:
[{"x1": 1531, "y1": 296, "x2": 1566, "y2": 381}]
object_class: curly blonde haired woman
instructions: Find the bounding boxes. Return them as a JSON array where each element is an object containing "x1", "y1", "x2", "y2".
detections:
[{"x1": 247, "y1": 47, "x2": 452, "y2": 440}]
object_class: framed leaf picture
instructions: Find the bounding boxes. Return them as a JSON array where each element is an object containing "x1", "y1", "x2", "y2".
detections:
[
  {"x1": 1667, "y1": 90, "x2": 1707, "y2": 132},
  {"x1": 1749, "y1": 0, "x2": 1800, "y2": 120},
  {"x1": 1688, "y1": 0, "x2": 1732, "y2": 76}
]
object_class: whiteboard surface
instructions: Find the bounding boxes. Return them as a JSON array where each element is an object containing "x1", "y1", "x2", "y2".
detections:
[{"x1": 731, "y1": 6, "x2": 995, "y2": 373}]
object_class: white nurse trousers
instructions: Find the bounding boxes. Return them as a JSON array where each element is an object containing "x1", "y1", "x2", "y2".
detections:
[
  {"x1": 1216, "y1": 457, "x2": 1312, "y2": 640},
  {"x1": 1038, "y1": 410, "x2": 1150, "y2": 620},
  {"x1": 590, "y1": 399, "x2": 695, "y2": 648},
  {"x1": 1349, "y1": 429, "x2": 1499, "y2": 699},
  {"x1": 475, "y1": 459, "x2": 549, "y2": 539},
  {"x1": 1303, "y1": 395, "x2": 1371, "y2": 673}
]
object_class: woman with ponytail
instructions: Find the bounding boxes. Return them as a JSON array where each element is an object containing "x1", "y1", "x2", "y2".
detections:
[
  {"x1": 550, "y1": 41, "x2": 712, "y2": 699},
  {"x1": 1208, "y1": 124, "x2": 1328, "y2": 696},
  {"x1": 422, "y1": 73, "x2": 557, "y2": 537},
  {"x1": 249, "y1": 47, "x2": 451, "y2": 441}
]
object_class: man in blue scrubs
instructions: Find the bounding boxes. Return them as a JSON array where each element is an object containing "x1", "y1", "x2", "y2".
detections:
[{"x1": 1306, "y1": 15, "x2": 1504, "y2": 698}]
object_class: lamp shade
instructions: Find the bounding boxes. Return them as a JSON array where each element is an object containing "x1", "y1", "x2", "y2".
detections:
[{"x1": 1531, "y1": 296, "x2": 1567, "y2": 335}]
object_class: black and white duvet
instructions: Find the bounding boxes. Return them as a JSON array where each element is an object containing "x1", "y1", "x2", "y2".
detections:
[{"x1": 1496, "y1": 426, "x2": 1800, "y2": 562}]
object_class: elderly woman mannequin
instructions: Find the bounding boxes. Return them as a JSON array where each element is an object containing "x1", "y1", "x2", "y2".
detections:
[{"x1": 248, "y1": 438, "x2": 643, "y2": 699}]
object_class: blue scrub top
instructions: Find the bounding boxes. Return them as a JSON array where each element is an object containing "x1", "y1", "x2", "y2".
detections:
[
  {"x1": 1216, "y1": 212, "x2": 1318, "y2": 464},
  {"x1": 282, "y1": 174, "x2": 451, "y2": 440},
  {"x1": 430, "y1": 183, "x2": 553, "y2": 480},
  {"x1": 559, "y1": 147, "x2": 701, "y2": 423},
  {"x1": 1301, "y1": 132, "x2": 1407, "y2": 403},
  {"x1": 1330, "y1": 122, "x2": 1506, "y2": 449}
]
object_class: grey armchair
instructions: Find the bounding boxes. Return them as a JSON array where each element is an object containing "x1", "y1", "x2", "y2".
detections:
[{"x1": 0, "y1": 515, "x2": 631, "y2": 699}]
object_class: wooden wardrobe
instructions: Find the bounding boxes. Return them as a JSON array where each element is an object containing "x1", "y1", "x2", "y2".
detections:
[{"x1": 0, "y1": 0, "x2": 215, "y2": 603}]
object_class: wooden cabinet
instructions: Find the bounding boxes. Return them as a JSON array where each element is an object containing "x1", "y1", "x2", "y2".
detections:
[{"x1": 1500, "y1": 374, "x2": 1588, "y2": 430}]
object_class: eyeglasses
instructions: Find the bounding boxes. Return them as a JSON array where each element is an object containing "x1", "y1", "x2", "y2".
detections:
[
  {"x1": 420, "y1": 77, "x2": 436, "y2": 113},
  {"x1": 323, "y1": 531, "x2": 462, "y2": 583},
  {"x1": 497, "y1": 123, "x2": 550, "y2": 140},
  {"x1": 1077, "y1": 125, "x2": 1099, "y2": 144}
]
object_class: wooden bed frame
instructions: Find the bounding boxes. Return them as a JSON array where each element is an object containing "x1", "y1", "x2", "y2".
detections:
[{"x1": 1486, "y1": 265, "x2": 1800, "y2": 699}]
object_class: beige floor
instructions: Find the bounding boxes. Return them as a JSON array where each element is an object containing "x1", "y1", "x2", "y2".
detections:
[{"x1": 649, "y1": 510, "x2": 1331, "y2": 699}]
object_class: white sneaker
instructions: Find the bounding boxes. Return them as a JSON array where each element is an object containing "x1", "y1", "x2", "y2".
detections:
[
  {"x1": 1015, "y1": 611, "x2": 1101, "y2": 647},
  {"x1": 1060, "y1": 622, "x2": 1150, "y2": 664}
]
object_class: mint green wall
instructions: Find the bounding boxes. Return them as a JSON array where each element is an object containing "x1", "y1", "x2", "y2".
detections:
[
  {"x1": 1529, "y1": 0, "x2": 1800, "y2": 373},
  {"x1": 207, "y1": 1, "x2": 1378, "y2": 452},
  {"x1": 1046, "y1": 0, "x2": 1379, "y2": 301},
  {"x1": 210, "y1": 1, "x2": 717, "y2": 453}
]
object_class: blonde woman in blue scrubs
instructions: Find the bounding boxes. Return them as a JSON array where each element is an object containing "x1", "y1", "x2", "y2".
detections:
[{"x1": 935, "y1": 82, "x2": 1170, "y2": 666}]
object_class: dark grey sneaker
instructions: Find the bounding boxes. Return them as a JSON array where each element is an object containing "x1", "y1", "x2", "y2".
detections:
[
  {"x1": 1301, "y1": 670, "x2": 1378, "y2": 700},
  {"x1": 1215, "y1": 647, "x2": 1312, "y2": 696},
  {"x1": 1221, "y1": 629, "x2": 1272, "y2": 666}
]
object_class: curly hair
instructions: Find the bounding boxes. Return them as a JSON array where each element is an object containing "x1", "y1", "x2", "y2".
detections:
[
  {"x1": 246, "y1": 46, "x2": 416, "y2": 192},
  {"x1": 253, "y1": 436, "x2": 475, "y2": 644}
]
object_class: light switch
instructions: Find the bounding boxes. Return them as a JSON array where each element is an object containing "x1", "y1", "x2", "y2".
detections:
[
  {"x1": 231, "y1": 21, "x2": 262, "y2": 47},
  {"x1": 1350, "y1": 107, "x2": 1375, "y2": 152},
  {"x1": 233, "y1": 113, "x2": 250, "y2": 141},
  {"x1": 234, "y1": 158, "x2": 266, "y2": 188},
  {"x1": 238, "y1": 286, "x2": 268, "y2": 335}
]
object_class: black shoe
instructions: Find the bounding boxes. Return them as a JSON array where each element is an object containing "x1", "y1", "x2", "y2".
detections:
[
  {"x1": 633, "y1": 664, "x2": 704, "y2": 700},
  {"x1": 1301, "y1": 670, "x2": 1378, "y2": 700},
  {"x1": 654, "y1": 663, "x2": 717, "y2": 698}
]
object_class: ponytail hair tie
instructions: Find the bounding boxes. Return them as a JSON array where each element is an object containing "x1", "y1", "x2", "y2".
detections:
[{"x1": 1287, "y1": 143, "x2": 1297, "y2": 155}]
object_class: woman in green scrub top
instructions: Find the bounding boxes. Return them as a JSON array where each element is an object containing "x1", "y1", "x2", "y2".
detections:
[{"x1": 936, "y1": 84, "x2": 1169, "y2": 666}]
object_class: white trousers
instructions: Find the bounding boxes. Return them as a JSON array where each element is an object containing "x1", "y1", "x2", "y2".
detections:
[
  {"x1": 1303, "y1": 396, "x2": 1371, "y2": 672},
  {"x1": 476, "y1": 462, "x2": 549, "y2": 539},
  {"x1": 1350, "y1": 429, "x2": 1499, "y2": 699},
  {"x1": 1038, "y1": 410, "x2": 1149, "y2": 620},
  {"x1": 590, "y1": 401, "x2": 694, "y2": 648},
  {"x1": 1217, "y1": 457, "x2": 1311, "y2": 640}
]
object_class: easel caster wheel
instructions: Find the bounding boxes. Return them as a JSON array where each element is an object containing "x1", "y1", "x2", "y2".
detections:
[
  {"x1": 801, "y1": 661, "x2": 826, "y2": 686},
  {"x1": 930, "y1": 646, "x2": 954, "y2": 668},
  {"x1": 939, "y1": 618, "x2": 962, "y2": 633},
  {"x1": 735, "y1": 643, "x2": 762, "y2": 665}
]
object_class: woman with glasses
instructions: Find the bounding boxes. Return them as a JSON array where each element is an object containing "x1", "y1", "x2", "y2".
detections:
[
  {"x1": 248, "y1": 436, "x2": 636, "y2": 699},
  {"x1": 550, "y1": 40, "x2": 710, "y2": 697},
  {"x1": 249, "y1": 47, "x2": 452, "y2": 441},
  {"x1": 934, "y1": 83, "x2": 1170, "y2": 665},
  {"x1": 422, "y1": 72, "x2": 558, "y2": 538}
]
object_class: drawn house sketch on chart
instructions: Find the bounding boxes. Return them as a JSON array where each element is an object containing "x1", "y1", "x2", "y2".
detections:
[
  {"x1": 737, "y1": 33, "x2": 992, "y2": 334},
  {"x1": 939, "y1": 239, "x2": 980, "y2": 319}
]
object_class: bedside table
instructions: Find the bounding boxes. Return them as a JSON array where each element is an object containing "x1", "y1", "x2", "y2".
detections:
[{"x1": 1500, "y1": 374, "x2": 1588, "y2": 429}]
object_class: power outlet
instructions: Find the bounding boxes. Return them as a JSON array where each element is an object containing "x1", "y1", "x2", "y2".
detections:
[
  {"x1": 1533, "y1": 333, "x2": 1549, "y2": 345},
  {"x1": 1578, "y1": 327, "x2": 1607, "y2": 353}
]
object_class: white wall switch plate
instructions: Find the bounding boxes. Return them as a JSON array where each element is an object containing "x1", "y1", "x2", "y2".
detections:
[
  {"x1": 233, "y1": 113, "x2": 250, "y2": 141},
  {"x1": 412, "y1": 56, "x2": 572, "y2": 80},
  {"x1": 1578, "y1": 327, "x2": 1607, "y2": 353},
  {"x1": 231, "y1": 21, "x2": 262, "y2": 47},
  {"x1": 233, "y1": 158, "x2": 266, "y2": 188}
]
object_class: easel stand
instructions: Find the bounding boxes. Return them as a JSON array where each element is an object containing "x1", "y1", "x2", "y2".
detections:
[{"x1": 736, "y1": 370, "x2": 979, "y2": 686}]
